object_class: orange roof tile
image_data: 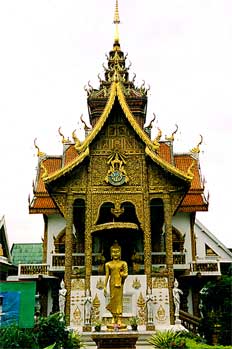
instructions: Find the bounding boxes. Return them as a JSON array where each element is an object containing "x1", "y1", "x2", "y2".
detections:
[
  {"x1": 64, "y1": 145, "x2": 78, "y2": 165},
  {"x1": 29, "y1": 196, "x2": 59, "y2": 214},
  {"x1": 179, "y1": 193, "x2": 208, "y2": 212},
  {"x1": 32, "y1": 197, "x2": 56, "y2": 209},
  {"x1": 158, "y1": 142, "x2": 172, "y2": 163},
  {"x1": 36, "y1": 157, "x2": 62, "y2": 193},
  {"x1": 175, "y1": 155, "x2": 202, "y2": 190}
]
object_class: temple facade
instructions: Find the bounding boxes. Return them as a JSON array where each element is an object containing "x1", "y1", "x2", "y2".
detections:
[{"x1": 27, "y1": 1, "x2": 231, "y2": 331}]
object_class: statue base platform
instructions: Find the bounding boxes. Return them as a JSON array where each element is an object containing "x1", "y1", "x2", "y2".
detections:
[
  {"x1": 82, "y1": 325, "x2": 92, "y2": 332},
  {"x1": 106, "y1": 323, "x2": 127, "y2": 331},
  {"x1": 91, "y1": 332, "x2": 139, "y2": 349},
  {"x1": 146, "y1": 324, "x2": 155, "y2": 331}
]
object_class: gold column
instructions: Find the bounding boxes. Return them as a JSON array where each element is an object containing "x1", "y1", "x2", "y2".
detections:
[
  {"x1": 85, "y1": 221, "x2": 92, "y2": 291},
  {"x1": 163, "y1": 194, "x2": 175, "y2": 324},
  {"x1": 85, "y1": 161, "x2": 92, "y2": 292},
  {"x1": 143, "y1": 199, "x2": 152, "y2": 289},
  {"x1": 64, "y1": 193, "x2": 74, "y2": 325},
  {"x1": 142, "y1": 159, "x2": 152, "y2": 289},
  {"x1": 42, "y1": 215, "x2": 48, "y2": 264}
]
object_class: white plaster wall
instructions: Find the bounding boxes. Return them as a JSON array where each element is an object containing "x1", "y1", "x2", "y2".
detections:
[
  {"x1": 195, "y1": 223, "x2": 232, "y2": 261},
  {"x1": 172, "y1": 212, "x2": 192, "y2": 264},
  {"x1": 90, "y1": 275, "x2": 147, "y2": 320},
  {"x1": 47, "y1": 214, "x2": 66, "y2": 267}
]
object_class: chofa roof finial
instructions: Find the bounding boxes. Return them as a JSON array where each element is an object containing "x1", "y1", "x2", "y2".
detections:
[{"x1": 191, "y1": 134, "x2": 203, "y2": 154}]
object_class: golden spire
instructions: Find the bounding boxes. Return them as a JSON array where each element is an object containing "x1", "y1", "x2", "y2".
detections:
[{"x1": 113, "y1": 0, "x2": 120, "y2": 45}]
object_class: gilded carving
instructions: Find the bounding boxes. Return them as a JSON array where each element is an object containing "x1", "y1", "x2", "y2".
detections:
[
  {"x1": 132, "y1": 277, "x2": 141, "y2": 289},
  {"x1": 111, "y1": 200, "x2": 124, "y2": 217},
  {"x1": 155, "y1": 304, "x2": 166, "y2": 322},
  {"x1": 92, "y1": 293, "x2": 101, "y2": 323},
  {"x1": 71, "y1": 278, "x2": 85, "y2": 290},
  {"x1": 137, "y1": 292, "x2": 146, "y2": 325},
  {"x1": 72, "y1": 305, "x2": 81, "y2": 325},
  {"x1": 153, "y1": 277, "x2": 168, "y2": 289},
  {"x1": 96, "y1": 278, "x2": 105, "y2": 290},
  {"x1": 105, "y1": 151, "x2": 129, "y2": 186}
]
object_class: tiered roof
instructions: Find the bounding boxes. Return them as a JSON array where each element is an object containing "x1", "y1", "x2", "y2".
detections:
[{"x1": 29, "y1": 0, "x2": 208, "y2": 215}]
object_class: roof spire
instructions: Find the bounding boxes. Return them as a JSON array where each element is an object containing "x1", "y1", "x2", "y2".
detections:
[{"x1": 113, "y1": 0, "x2": 120, "y2": 46}]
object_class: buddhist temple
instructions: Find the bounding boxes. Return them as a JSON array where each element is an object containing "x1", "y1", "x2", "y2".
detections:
[{"x1": 27, "y1": 0, "x2": 231, "y2": 333}]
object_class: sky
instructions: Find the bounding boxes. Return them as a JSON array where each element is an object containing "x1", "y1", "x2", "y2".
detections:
[{"x1": 0, "y1": 0, "x2": 231, "y2": 248}]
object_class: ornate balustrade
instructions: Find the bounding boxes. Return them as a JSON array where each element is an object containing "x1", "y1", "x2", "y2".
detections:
[
  {"x1": 18, "y1": 263, "x2": 49, "y2": 276},
  {"x1": 190, "y1": 260, "x2": 221, "y2": 275},
  {"x1": 179, "y1": 310, "x2": 201, "y2": 333},
  {"x1": 51, "y1": 253, "x2": 86, "y2": 270},
  {"x1": 151, "y1": 252, "x2": 186, "y2": 266},
  {"x1": 50, "y1": 252, "x2": 103, "y2": 271},
  {"x1": 18, "y1": 252, "x2": 188, "y2": 275}
]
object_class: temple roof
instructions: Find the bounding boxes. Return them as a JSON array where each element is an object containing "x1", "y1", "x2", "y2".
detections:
[
  {"x1": 29, "y1": 0, "x2": 208, "y2": 214},
  {"x1": 11, "y1": 243, "x2": 43, "y2": 265},
  {"x1": 86, "y1": 0, "x2": 149, "y2": 129},
  {"x1": 41, "y1": 81, "x2": 192, "y2": 186}
]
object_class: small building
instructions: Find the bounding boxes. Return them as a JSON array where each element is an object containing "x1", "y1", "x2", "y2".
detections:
[
  {"x1": 9, "y1": 243, "x2": 59, "y2": 317},
  {"x1": 0, "y1": 216, "x2": 17, "y2": 280}
]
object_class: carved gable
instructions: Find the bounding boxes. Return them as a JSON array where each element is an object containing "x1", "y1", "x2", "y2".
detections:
[{"x1": 89, "y1": 100, "x2": 145, "y2": 188}]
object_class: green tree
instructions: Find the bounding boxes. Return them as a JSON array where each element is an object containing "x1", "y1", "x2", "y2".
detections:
[{"x1": 199, "y1": 275, "x2": 232, "y2": 345}]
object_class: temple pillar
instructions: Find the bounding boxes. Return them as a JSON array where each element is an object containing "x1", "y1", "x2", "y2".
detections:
[
  {"x1": 85, "y1": 227, "x2": 92, "y2": 291},
  {"x1": 42, "y1": 215, "x2": 48, "y2": 264},
  {"x1": 142, "y1": 159, "x2": 152, "y2": 289},
  {"x1": 143, "y1": 201, "x2": 152, "y2": 289},
  {"x1": 64, "y1": 193, "x2": 74, "y2": 325},
  {"x1": 85, "y1": 166, "x2": 92, "y2": 292},
  {"x1": 163, "y1": 194, "x2": 175, "y2": 324}
]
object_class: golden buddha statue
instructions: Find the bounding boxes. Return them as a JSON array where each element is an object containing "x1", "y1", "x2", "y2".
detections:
[{"x1": 104, "y1": 241, "x2": 128, "y2": 328}]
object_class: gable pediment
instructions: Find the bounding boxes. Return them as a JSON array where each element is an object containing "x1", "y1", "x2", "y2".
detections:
[{"x1": 43, "y1": 81, "x2": 192, "y2": 189}]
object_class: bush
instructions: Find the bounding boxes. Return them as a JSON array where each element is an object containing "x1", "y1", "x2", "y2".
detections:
[
  {"x1": 0, "y1": 324, "x2": 38, "y2": 349},
  {"x1": 64, "y1": 330, "x2": 84, "y2": 349},
  {"x1": 185, "y1": 338, "x2": 232, "y2": 349},
  {"x1": 199, "y1": 275, "x2": 232, "y2": 345},
  {"x1": 35, "y1": 312, "x2": 69, "y2": 349},
  {"x1": 0, "y1": 313, "x2": 84, "y2": 349},
  {"x1": 148, "y1": 330, "x2": 187, "y2": 349}
]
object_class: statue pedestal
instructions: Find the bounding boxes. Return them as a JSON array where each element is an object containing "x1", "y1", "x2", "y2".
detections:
[
  {"x1": 146, "y1": 324, "x2": 155, "y2": 331},
  {"x1": 82, "y1": 325, "x2": 92, "y2": 332},
  {"x1": 91, "y1": 332, "x2": 139, "y2": 349}
]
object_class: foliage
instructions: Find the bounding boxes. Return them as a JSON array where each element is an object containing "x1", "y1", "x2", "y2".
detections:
[
  {"x1": 185, "y1": 338, "x2": 232, "y2": 349},
  {"x1": 35, "y1": 312, "x2": 69, "y2": 349},
  {"x1": 198, "y1": 275, "x2": 232, "y2": 345},
  {"x1": 64, "y1": 330, "x2": 85, "y2": 349},
  {"x1": 148, "y1": 330, "x2": 187, "y2": 349},
  {"x1": 43, "y1": 345, "x2": 56, "y2": 349},
  {"x1": 0, "y1": 313, "x2": 84, "y2": 349},
  {"x1": 94, "y1": 320, "x2": 102, "y2": 331},
  {"x1": 0, "y1": 324, "x2": 38, "y2": 349},
  {"x1": 148, "y1": 331, "x2": 232, "y2": 349},
  {"x1": 129, "y1": 316, "x2": 139, "y2": 325}
]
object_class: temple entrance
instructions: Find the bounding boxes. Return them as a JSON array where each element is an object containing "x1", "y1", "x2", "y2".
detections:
[
  {"x1": 150, "y1": 198, "x2": 165, "y2": 253},
  {"x1": 92, "y1": 228, "x2": 143, "y2": 274}
]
